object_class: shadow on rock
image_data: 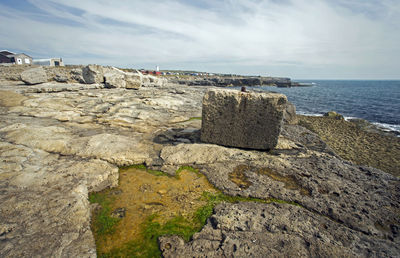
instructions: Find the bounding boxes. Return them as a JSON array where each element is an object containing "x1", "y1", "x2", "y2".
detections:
[{"x1": 153, "y1": 128, "x2": 201, "y2": 145}]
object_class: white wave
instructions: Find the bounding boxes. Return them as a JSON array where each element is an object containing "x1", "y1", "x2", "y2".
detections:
[
  {"x1": 296, "y1": 111, "x2": 323, "y2": 117},
  {"x1": 343, "y1": 116, "x2": 359, "y2": 121},
  {"x1": 371, "y1": 122, "x2": 400, "y2": 133}
]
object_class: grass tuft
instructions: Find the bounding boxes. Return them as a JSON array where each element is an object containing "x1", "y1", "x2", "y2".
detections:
[
  {"x1": 120, "y1": 164, "x2": 170, "y2": 177},
  {"x1": 89, "y1": 193, "x2": 120, "y2": 236}
]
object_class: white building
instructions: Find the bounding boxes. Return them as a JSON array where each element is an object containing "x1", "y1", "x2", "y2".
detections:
[{"x1": 33, "y1": 58, "x2": 64, "y2": 66}]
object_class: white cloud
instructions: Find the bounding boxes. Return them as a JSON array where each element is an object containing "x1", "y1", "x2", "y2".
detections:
[{"x1": 0, "y1": 0, "x2": 399, "y2": 78}]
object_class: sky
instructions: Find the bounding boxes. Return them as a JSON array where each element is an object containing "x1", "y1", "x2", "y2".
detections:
[{"x1": 1, "y1": 0, "x2": 399, "y2": 79}]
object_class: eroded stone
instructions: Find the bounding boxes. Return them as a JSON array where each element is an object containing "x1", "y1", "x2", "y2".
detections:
[{"x1": 201, "y1": 88, "x2": 287, "y2": 150}]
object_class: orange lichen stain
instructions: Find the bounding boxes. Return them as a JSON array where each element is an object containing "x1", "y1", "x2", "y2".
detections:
[
  {"x1": 94, "y1": 167, "x2": 218, "y2": 254},
  {"x1": 229, "y1": 165, "x2": 311, "y2": 196},
  {"x1": 256, "y1": 167, "x2": 311, "y2": 196}
]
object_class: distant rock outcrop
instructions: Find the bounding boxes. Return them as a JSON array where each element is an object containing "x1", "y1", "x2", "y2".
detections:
[
  {"x1": 20, "y1": 67, "x2": 47, "y2": 85},
  {"x1": 201, "y1": 89, "x2": 287, "y2": 150},
  {"x1": 324, "y1": 111, "x2": 344, "y2": 120},
  {"x1": 172, "y1": 76, "x2": 292, "y2": 87}
]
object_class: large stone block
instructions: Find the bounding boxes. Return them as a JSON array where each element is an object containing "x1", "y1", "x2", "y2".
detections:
[
  {"x1": 201, "y1": 89, "x2": 287, "y2": 150},
  {"x1": 20, "y1": 67, "x2": 47, "y2": 85}
]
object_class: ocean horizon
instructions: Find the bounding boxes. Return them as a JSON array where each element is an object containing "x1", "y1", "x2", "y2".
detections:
[{"x1": 247, "y1": 80, "x2": 400, "y2": 134}]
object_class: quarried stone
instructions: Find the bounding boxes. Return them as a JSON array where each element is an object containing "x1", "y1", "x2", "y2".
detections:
[{"x1": 201, "y1": 89, "x2": 287, "y2": 150}]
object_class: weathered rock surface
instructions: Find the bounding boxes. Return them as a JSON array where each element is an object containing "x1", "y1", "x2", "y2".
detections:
[
  {"x1": 82, "y1": 64, "x2": 104, "y2": 84},
  {"x1": 0, "y1": 74, "x2": 399, "y2": 257},
  {"x1": 201, "y1": 89, "x2": 287, "y2": 150},
  {"x1": 0, "y1": 141, "x2": 117, "y2": 257},
  {"x1": 0, "y1": 81, "x2": 205, "y2": 257},
  {"x1": 159, "y1": 140, "x2": 400, "y2": 256},
  {"x1": 160, "y1": 202, "x2": 399, "y2": 257},
  {"x1": 20, "y1": 66, "x2": 47, "y2": 85}
]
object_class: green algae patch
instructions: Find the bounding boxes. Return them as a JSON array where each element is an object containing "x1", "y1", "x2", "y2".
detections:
[
  {"x1": 119, "y1": 164, "x2": 169, "y2": 177},
  {"x1": 100, "y1": 215, "x2": 197, "y2": 258},
  {"x1": 90, "y1": 164, "x2": 304, "y2": 257},
  {"x1": 90, "y1": 165, "x2": 220, "y2": 257},
  {"x1": 89, "y1": 192, "x2": 120, "y2": 236},
  {"x1": 188, "y1": 116, "x2": 202, "y2": 121}
]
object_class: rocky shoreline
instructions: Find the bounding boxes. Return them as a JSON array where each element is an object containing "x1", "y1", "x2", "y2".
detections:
[
  {"x1": 0, "y1": 65, "x2": 399, "y2": 257},
  {"x1": 170, "y1": 75, "x2": 292, "y2": 87}
]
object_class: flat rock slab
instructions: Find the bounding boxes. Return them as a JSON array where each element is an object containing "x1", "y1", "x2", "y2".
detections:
[{"x1": 201, "y1": 89, "x2": 287, "y2": 150}]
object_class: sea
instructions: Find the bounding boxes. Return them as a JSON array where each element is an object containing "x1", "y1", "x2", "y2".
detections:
[{"x1": 247, "y1": 80, "x2": 400, "y2": 134}]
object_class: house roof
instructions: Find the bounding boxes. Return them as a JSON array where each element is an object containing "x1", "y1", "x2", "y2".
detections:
[
  {"x1": 12, "y1": 53, "x2": 32, "y2": 58},
  {"x1": 0, "y1": 53, "x2": 13, "y2": 63},
  {"x1": 0, "y1": 50, "x2": 15, "y2": 56}
]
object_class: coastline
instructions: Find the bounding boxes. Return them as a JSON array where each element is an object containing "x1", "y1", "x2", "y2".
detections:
[{"x1": 0, "y1": 65, "x2": 399, "y2": 257}]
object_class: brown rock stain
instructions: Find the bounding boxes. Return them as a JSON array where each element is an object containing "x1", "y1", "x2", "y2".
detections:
[
  {"x1": 229, "y1": 165, "x2": 311, "y2": 196},
  {"x1": 228, "y1": 165, "x2": 253, "y2": 189},
  {"x1": 257, "y1": 167, "x2": 311, "y2": 196}
]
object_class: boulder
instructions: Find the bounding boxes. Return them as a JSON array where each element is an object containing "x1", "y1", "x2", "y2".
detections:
[
  {"x1": 53, "y1": 74, "x2": 68, "y2": 83},
  {"x1": 125, "y1": 72, "x2": 142, "y2": 89},
  {"x1": 104, "y1": 68, "x2": 142, "y2": 89},
  {"x1": 324, "y1": 111, "x2": 344, "y2": 120},
  {"x1": 20, "y1": 67, "x2": 47, "y2": 85},
  {"x1": 104, "y1": 70, "x2": 126, "y2": 88},
  {"x1": 201, "y1": 89, "x2": 287, "y2": 150},
  {"x1": 70, "y1": 68, "x2": 85, "y2": 83},
  {"x1": 283, "y1": 101, "x2": 298, "y2": 124},
  {"x1": 142, "y1": 74, "x2": 166, "y2": 87},
  {"x1": 82, "y1": 65, "x2": 104, "y2": 84}
]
